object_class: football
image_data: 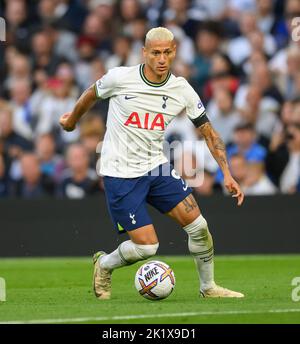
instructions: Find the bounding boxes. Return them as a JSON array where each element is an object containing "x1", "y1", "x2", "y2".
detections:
[{"x1": 134, "y1": 260, "x2": 175, "y2": 300}]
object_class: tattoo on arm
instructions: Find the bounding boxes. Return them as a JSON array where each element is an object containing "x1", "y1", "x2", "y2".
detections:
[
  {"x1": 198, "y1": 122, "x2": 230, "y2": 174},
  {"x1": 183, "y1": 195, "x2": 199, "y2": 214},
  {"x1": 214, "y1": 137, "x2": 226, "y2": 151}
]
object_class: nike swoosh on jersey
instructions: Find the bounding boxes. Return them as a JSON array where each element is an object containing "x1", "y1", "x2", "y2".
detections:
[{"x1": 125, "y1": 95, "x2": 138, "y2": 100}]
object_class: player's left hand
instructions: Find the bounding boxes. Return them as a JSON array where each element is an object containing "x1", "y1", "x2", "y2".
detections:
[{"x1": 224, "y1": 174, "x2": 244, "y2": 206}]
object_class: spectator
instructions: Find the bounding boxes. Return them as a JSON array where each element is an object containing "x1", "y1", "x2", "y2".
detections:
[
  {"x1": 167, "y1": 24, "x2": 195, "y2": 65},
  {"x1": 82, "y1": 13, "x2": 112, "y2": 58},
  {"x1": 124, "y1": 16, "x2": 147, "y2": 56},
  {"x1": 273, "y1": 46, "x2": 300, "y2": 100},
  {"x1": 89, "y1": 0, "x2": 116, "y2": 24},
  {"x1": 228, "y1": 154, "x2": 248, "y2": 187},
  {"x1": 228, "y1": 153, "x2": 276, "y2": 195},
  {"x1": 215, "y1": 123, "x2": 267, "y2": 185},
  {"x1": 36, "y1": 0, "x2": 57, "y2": 26},
  {"x1": 30, "y1": 30, "x2": 64, "y2": 76},
  {"x1": 192, "y1": 0, "x2": 228, "y2": 21},
  {"x1": 256, "y1": 0, "x2": 277, "y2": 35},
  {"x1": 55, "y1": 62, "x2": 79, "y2": 98},
  {"x1": 280, "y1": 123, "x2": 300, "y2": 194},
  {"x1": 0, "y1": 103, "x2": 32, "y2": 161},
  {"x1": 236, "y1": 84, "x2": 280, "y2": 140},
  {"x1": 36, "y1": 75, "x2": 79, "y2": 147},
  {"x1": 80, "y1": 114, "x2": 105, "y2": 169},
  {"x1": 55, "y1": 1, "x2": 88, "y2": 33},
  {"x1": 203, "y1": 52, "x2": 240, "y2": 102},
  {"x1": 44, "y1": 24, "x2": 78, "y2": 63},
  {"x1": 243, "y1": 162, "x2": 277, "y2": 195},
  {"x1": 162, "y1": 0, "x2": 203, "y2": 39},
  {"x1": 58, "y1": 144, "x2": 100, "y2": 199},
  {"x1": 249, "y1": 62, "x2": 283, "y2": 105},
  {"x1": 227, "y1": 0, "x2": 256, "y2": 19},
  {"x1": 11, "y1": 153, "x2": 55, "y2": 199},
  {"x1": 120, "y1": 0, "x2": 143, "y2": 27},
  {"x1": 105, "y1": 35, "x2": 141, "y2": 70},
  {"x1": 207, "y1": 87, "x2": 241, "y2": 144},
  {"x1": 4, "y1": 0, "x2": 32, "y2": 53},
  {"x1": 35, "y1": 133, "x2": 64, "y2": 182},
  {"x1": 74, "y1": 36, "x2": 99, "y2": 91},
  {"x1": 226, "y1": 11, "x2": 276, "y2": 66},
  {"x1": 266, "y1": 100, "x2": 295, "y2": 186},
  {"x1": 172, "y1": 59, "x2": 193, "y2": 80},
  {"x1": 4, "y1": 53, "x2": 31, "y2": 94},
  {"x1": 0, "y1": 154, "x2": 8, "y2": 197},
  {"x1": 228, "y1": 123, "x2": 267, "y2": 161},
  {"x1": 191, "y1": 21, "x2": 223, "y2": 95},
  {"x1": 242, "y1": 49, "x2": 269, "y2": 76},
  {"x1": 9, "y1": 78, "x2": 36, "y2": 141}
]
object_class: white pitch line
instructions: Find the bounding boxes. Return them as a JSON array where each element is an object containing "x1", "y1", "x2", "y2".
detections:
[{"x1": 1, "y1": 308, "x2": 300, "y2": 324}]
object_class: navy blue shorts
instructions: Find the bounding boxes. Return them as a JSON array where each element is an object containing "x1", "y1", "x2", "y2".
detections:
[{"x1": 103, "y1": 163, "x2": 193, "y2": 234}]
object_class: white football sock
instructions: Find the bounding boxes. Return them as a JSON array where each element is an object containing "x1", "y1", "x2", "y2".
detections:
[
  {"x1": 100, "y1": 240, "x2": 159, "y2": 271},
  {"x1": 183, "y1": 215, "x2": 215, "y2": 291}
]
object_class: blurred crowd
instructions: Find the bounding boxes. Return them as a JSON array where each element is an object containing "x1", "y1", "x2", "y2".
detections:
[{"x1": 0, "y1": 0, "x2": 300, "y2": 199}]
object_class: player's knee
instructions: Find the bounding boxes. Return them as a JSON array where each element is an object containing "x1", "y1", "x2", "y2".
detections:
[
  {"x1": 183, "y1": 215, "x2": 209, "y2": 241},
  {"x1": 135, "y1": 242, "x2": 159, "y2": 259}
]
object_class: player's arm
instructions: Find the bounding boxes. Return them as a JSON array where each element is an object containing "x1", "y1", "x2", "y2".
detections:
[
  {"x1": 197, "y1": 121, "x2": 244, "y2": 206},
  {"x1": 59, "y1": 84, "x2": 97, "y2": 132}
]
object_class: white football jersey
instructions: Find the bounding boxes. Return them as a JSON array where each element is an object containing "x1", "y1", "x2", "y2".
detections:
[{"x1": 95, "y1": 64, "x2": 207, "y2": 178}]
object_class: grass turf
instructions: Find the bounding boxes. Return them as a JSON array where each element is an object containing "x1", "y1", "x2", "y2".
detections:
[{"x1": 0, "y1": 255, "x2": 300, "y2": 324}]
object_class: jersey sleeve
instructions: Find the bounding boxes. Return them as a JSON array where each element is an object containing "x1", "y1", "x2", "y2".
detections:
[
  {"x1": 183, "y1": 81, "x2": 210, "y2": 127},
  {"x1": 94, "y1": 68, "x2": 118, "y2": 99}
]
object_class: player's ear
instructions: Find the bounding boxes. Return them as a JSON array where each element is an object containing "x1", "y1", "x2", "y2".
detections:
[
  {"x1": 172, "y1": 41, "x2": 177, "y2": 53},
  {"x1": 142, "y1": 46, "x2": 147, "y2": 59}
]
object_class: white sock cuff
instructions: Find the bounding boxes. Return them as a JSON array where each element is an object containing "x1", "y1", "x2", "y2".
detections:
[
  {"x1": 183, "y1": 215, "x2": 208, "y2": 233},
  {"x1": 119, "y1": 240, "x2": 159, "y2": 264},
  {"x1": 135, "y1": 242, "x2": 159, "y2": 259}
]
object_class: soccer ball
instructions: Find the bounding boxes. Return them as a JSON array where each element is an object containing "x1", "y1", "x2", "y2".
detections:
[{"x1": 135, "y1": 260, "x2": 175, "y2": 300}]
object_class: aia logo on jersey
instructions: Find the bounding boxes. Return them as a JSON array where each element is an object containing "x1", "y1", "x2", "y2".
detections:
[{"x1": 124, "y1": 112, "x2": 165, "y2": 130}]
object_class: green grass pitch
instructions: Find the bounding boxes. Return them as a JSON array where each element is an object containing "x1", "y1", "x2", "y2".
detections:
[{"x1": 0, "y1": 255, "x2": 300, "y2": 324}]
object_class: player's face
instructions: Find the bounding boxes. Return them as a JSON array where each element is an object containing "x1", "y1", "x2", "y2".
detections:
[{"x1": 143, "y1": 40, "x2": 176, "y2": 77}]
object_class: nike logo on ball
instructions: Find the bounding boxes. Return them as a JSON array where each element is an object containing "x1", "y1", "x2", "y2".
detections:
[{"x1": 125, "y1": 95, "x2": 137, "y2": 100}]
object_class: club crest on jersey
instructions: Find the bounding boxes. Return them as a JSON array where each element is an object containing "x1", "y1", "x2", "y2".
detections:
[
  {"x1": 197, "y1": 99, "x2": 204, "y2": 110},
  {"x1": 162, "y1": 96, "x2": 169, "y2": 109},
  {"x1": 124, "y1": 112, "x2": 165, "y2": 130}
]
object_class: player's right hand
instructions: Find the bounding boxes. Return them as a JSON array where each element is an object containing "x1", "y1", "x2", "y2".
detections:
[{"x1": 59, "y1": 112, "x2": 76, "y2": 132}]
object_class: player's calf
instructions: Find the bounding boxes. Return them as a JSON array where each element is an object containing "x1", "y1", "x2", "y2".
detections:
[
  {"x1": 183, "y1": 215, "x2": 244, "y2": 298},
  {"x1": 100, "y1": 240, "x2": 159, "y2": 270},
  {"x1": 183, "y1": 215, "x2": 215, "y2": 291}
]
